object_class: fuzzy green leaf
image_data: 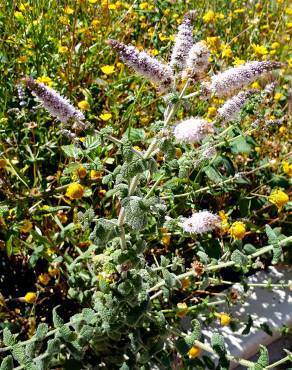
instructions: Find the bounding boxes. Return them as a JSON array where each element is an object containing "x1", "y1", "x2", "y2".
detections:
[
  {"x1": 211, "y1": 333, "x2": 226, "y2": 356},
  {"x1": 35, "y1": 323, "x2": 48, "y2": 341},
  {"x1": 122, "y1": 196, "x2": 148, "y2": 231},
  {"x1": 0, "y1": 356, "x2": 14, "y2": 370},
  {"x1": 52, "y1": 307, "x2": 64, "y2": 328},
  {"x1": 61, "y1": 144, "x2": 83, "y2": 158},
  {"x1": 231, "y1": 249, "x2": 248, "y2": 267},
  {"x1": 47, "y1": 338, "x2": 61, "y2": 355},
  {"x1": 3, "y1": 328, "x2": 16, "y2": 347}
]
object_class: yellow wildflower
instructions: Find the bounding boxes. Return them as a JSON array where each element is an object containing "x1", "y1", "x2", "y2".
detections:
[
  {"x1": 59, "y1": 16, "x2": 70, "y2": 25},
  {"x1": 24, "y1": 292, "x2": 37, "y2": 304},
  {"x1": 206, "y1": 36, "x2": 221, "y2": 50},
  {"x1": 203, "y1": 10, "x2": 215, "y2": 23},
  {"x1": 176, "y1": 148, "x2": 182, "y2": 159},
  {"x1": 38, "y1": 273, "x2": 51, "y2": 286},
  {"x1": 288, "y1": 58, "x2": 292, "y2": 68},
  {"x1": 219, "y1": 210, "x2": 229, "y2": 232},
  {"x1": 48, "y1": 266, "x2": 59, "y2": 277},
  {"x1": 287, "y1": 22, "x2": 292, "y2": 28},
  {"x1": 99, "y1": 113, "x2": 112, "y2": 121},
  {"x1": 282, "y1": 161, "x2": 292, "y2": 177},
  {"x1": 20, "y1": 220, "x2": 33, "y2": 233},
  {"x1": 176, "y1": 302, "x2": 188, "y2": 318},
  {"x1": 279, "y1": 126, "x2": 287, "y2": 135},
  {"x1": 14, "y1": 11, "x2": 25, "y2": 22},
  {"x1": 251, "y1": 81, "x2": 261, "y2": 89},
  {"x1": 36, "y1": 76, "x2": 53, "y2": 87},
  {"x1": 77, "y1": 166, "x2": 87, "y2": 179},
  {"x1": 232, "y1": 57, "x2": 246, "y2": 65},
  {"x1": 207, "y1": 107, "x2": 217, "y2": 118},
  {"x1": 271, "y1": 42, "x2": 280, "y2": 49},
  {"x1": 158, "y1": 33, "x2": 168, "y2": 41},
  {"x1": 234, "y1": 8, "x2": 245, "y2": 13},
  {"x1": 274, "y1": 92, "x2": 284, "y2": 101},
  {"x1": 101, "y1": 65, "x2": 115, "y2": 75},
  {"x1": 215, "y1": 312, "x2": 231, "y2": 326},
  {"x1": 78, "y1": 100, "x2": 90, "y2": 111},
  {"x1": 108, "y1": 4, "x2": 116, "y2": 10},
  {"x1": 269, "y1": 190, "x2": 289, "y2": 211},
  {"x1": 221, "y1": 47, "x2": 233, "y2": 58},
  {"x1": 19, "y1": 3, "x2": 32, "y2": 12},
  {"x1": 91, "y1": 19, "x2": 100, "y2": 27},
  {"x1": 229, "y1": 221, "x2": 246, "y2": 240},
  {"x1": 64, "y1": 6, "x2": 74, "y2": 15},
  {"x1": 251, "y1": 44, "x2": 268, "y2": 55},
  {"x1": 161, "y1": 234, "x2": 171, "y2": 247},
  {"x1": 58, "y1": 46, "x2": 68, "y2": 54},
  {"x1": 188, "y1": 345, "x2": 202, "y2": 359},
  {"x1": 66, "y1": 183, "x2": 84, "y2": 200},
  {"x1": 89, "y1": 0, "x2": 98, "y2": 3},
  {"x1": 139, "y1": 2, "x2": 148, "y2": 10},
  {"x1": 90, "y1": 170, "x2": 102, "y2": 180}
]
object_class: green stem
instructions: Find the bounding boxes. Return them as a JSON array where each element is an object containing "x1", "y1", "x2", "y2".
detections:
[{"x1": 148, "y1": 236, "x2": 292, "y2": 294}]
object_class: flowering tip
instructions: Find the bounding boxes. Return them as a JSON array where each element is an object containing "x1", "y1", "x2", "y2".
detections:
[
  {"x1": 210, "y1": 61, "x2": 282, "y2": 97},
  {"x1": 109, "y1": 40, "x2": 174, "y2": 92},
  {"x1": 218, "y1": 90, "x2": 255, "y2": 122},
  {"x1": 23, "y1": 77, "x2": 85, "y2": 124},
  {"x1": 173, "y1": 118, "x2": 213, "y2": 144},
  {"x1": 170, "y1": 11, "x2": 195, "y2": 71},
  {"x1": 181, "y1": 211, "x2": 221, "y2": 234}
]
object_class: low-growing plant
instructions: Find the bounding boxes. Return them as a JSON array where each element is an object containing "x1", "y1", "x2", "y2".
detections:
[{"x1": 0, "y1": 4, "x2": 291, "y2": 370}]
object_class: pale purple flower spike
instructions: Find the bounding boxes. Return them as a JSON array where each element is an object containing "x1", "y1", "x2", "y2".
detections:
[
  {"x1": 170, "y1": 11, "x2": 196, "y2": 71},
  {"x1": 204, "y1": 61, "x2": 282, "y2": 98},
  {"x1": 218, "y1": 90, "x2": 255, "y2": 122},
  {"x1": 108, "y1": 39, "x2": 174, "y2": 92},
  {"x1": 24, "y1": 77, "x2": 85, "y2": 123},
  {"x1": 182, "y1": 41, "x2": 210, "y2": 79},
  {"x1": 181, "y1": 211, "x2": 221, "y2": 234}
]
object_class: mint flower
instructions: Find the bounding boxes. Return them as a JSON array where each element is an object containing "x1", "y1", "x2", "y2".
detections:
[
  {"x1": 108, "y1": 39, "x2": 174, "y2": 92},
  {"x1": 173, "y1": 118, "x2": 213, "y2": 144},
  {"x1": 170, "y1": 11, "x2": 196, "y2": 71},
  {"x1": 181, "y1": 211, "x2": 221, "y2": 234},
  {"x1": 204, "y1": 61, "x2": 282, "y2": 98},
  {"x1": 23, "y1": 77, "x2": 85, "y2": 123},
  {"x1": 218, "y1": 90, "x2": 255, "y2": 122}
]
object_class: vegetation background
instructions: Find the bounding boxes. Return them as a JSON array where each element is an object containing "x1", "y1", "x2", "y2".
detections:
[{"x1": 0, "y1": 0, "x2": 291, "y2": 369}]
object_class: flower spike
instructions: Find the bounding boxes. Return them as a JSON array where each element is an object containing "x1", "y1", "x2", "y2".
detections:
[{"x1": 108, "y1": 39, "x2": 174, "y2": 92}]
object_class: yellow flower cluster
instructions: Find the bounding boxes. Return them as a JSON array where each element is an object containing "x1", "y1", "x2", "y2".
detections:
[
  {"x1": 66, "y1": 183, "x2": 85, "y2": 200},
  {"x1": 268, "y1": 190, "x2": 289, "y2": 211},
  {"x1": 203, "y1": 10, "x2": 224, "y2": 23},
  {"x1": 229, "y1": 221, "x2": 246, "y2": 240},
  {"x1": 24, "y1": 292, "x2": 37, "y2": 304},
  {"x1": 215, "y1": 312, "x2": 231, "y2": 326},
  {"x1": 282, "y1": 161, "x2": 292, "y2": 177}
]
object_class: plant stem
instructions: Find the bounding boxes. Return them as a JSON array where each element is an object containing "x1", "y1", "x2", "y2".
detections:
[{"x1": 148, "y1": 235, "x2": 292, "y2": 294}]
